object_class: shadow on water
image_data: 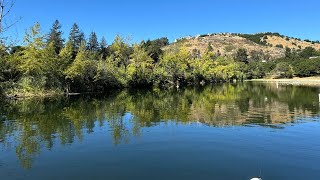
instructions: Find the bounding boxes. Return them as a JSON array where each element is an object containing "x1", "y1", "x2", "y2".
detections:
[{"x1": 0, "y1": 82, "x2": 320, "y2": 169}]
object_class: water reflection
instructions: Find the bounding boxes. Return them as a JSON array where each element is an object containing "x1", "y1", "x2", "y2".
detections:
[{"x1": 0, "y1": 82, "x2": 319, "y2": 169}]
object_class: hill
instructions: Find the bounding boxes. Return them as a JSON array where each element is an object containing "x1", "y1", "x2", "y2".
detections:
[{"x1": 163, "y1": 33, "x2": 320, "y2": 60}]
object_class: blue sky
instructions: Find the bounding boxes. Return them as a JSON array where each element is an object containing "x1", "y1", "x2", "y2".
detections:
[{"x1": 6, "y1": 0, "x2": 320, "y2": 44}]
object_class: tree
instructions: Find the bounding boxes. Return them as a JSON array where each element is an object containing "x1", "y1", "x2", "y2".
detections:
[
  {"x1": 20, "y1": 22, "x2": 46, "y2": 77},
  {"x1": 64, "y1": 43, "x2": 97, "y2": 92},
  {"x1": 59, "y1": 40, "x2": 73, "y2": 65},
  {"x1": 155, "y1": 46, "x2": 191, "y2": 86},
  {"x1": 68, "y1": 23, "x2": 84, "y2": 54},
  {"x1": 19, "y1": 22, "x2": 49, "y2": 91},
  {"x1": 47, "y1": 20, "x2": 64, "y2": 53},
  {"x1": 285, "y1": 47, "x2": 292, "y2": 58},
  {"x1": 294, "y1": 59, "x2": 320, "y2": 77},
  {"x1": 246, "y1": 61, "x2": 266, "y2": 79},
  {"x1": 250, "y1": 50, "x2": 265, "y2": 61},
  {"x1": 99, "y1": 36, "x2": 108, "y2": 59},
  {"x1": 235, "y1": 48, "x2": 249, "y2": 64},
  {"x1": 109, "y1": 35, "x2": 132, "y2": 70},
  {"x1": 87, "y1": 31, "x2": 99, "y2": 52},
  {"x1": 299, "y1": 47, "x2": 318, "y2": 58},
  {"x1": 274, "y1": 62, "x2": 294, "y2": 78},
  {"x1": 127, "y1": 45, "x2": 154, "y2": 87},
  {"x1": 208, "y1": 57, "x2": 243, "y2": 81},
  {"x1": 141, "y1": 37, "x2": 169, "y2": 62}
]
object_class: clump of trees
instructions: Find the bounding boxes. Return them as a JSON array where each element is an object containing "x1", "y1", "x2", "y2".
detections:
[
  {"x1": 0, "y1": 21, "x2": 246, "y2": 96},
  {"x1": 1, "y1": 21, "x2": 320, "y2": 97}
]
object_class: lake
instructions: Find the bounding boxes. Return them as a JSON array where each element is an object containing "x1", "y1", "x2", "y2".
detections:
[{"x1": 0, "y1": 82, "x2": 320, "y2": 180}]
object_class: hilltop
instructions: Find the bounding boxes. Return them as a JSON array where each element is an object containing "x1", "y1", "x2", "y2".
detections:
[{"x1": 164, "y1": 32, "x2": 320, "y2": 60}]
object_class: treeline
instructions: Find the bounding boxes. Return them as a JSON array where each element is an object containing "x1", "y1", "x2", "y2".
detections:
[
  {"x1": 246, "y1": 47, "x2": 320, "y2": 79},
  {"x1": 1, "y1": 21, "x2": 320, "y2": 96},
  {"x1": 0, "y1": 21, "x2": 246, "y2": 96}
]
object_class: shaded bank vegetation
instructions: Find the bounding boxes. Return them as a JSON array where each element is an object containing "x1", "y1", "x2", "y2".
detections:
[
  {"x1": 0, "y1": 82, "x2": 319, "y2": 168},
  {"x1": 1, "y1": 21, "x2": 320, "y2": 97}
]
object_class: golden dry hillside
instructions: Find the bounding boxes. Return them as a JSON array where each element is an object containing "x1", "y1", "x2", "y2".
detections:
[
  {"x1": 163, "y1": 33, "x2": 320, "y2": 60},
  {"x1": 265, "y1": 35, "x2": 320, "y2": 51}
]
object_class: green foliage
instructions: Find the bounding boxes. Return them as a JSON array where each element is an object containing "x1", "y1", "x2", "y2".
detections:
[
  {"x1": 2, "y1": 22, "x2": 320, "y2": 96},
  {"x1": 293, "y1": 58, "x2": 320, "y2": 77},
  {"x1": 155, "y1": 46, "x2": 191, "y2": 86},
  {"x1": 237, "y1": 32, "x2": 286, "y2": 46},
  {"x1": 299, "y1": 47, "x2": 319, "y2": 58},
  {"x1": 109, "y1": 35, "x2": 132, "y2": 69},
  {"x1": 19, "y1": 23, "x2": 47, "y2": 78},
  {"x1": 246, "y1": 61, "x2": 266, "y2": 79},
  {"x1": 99, "y1": 37, "x2": 108, "y2": 59},
  {"x1": 65, "y1": 43, "x2": 97, "y2": 92},
  {"x1": 208, "y1": 57, "x2": 244, "y2": 81},
  {"x1": 68, "y1": 23, "x2": 85, "y2": 55},
  {"x1": 141, "y1": 37, "x2": 169, "y2": 62},
  {"x1": 235, "y1": 48, "x2": 249, "y2": 64},
  {"x1": 87, "y1": 31, "x2": 99, "y2": 53},
  {"x1": 127, "y1": 45, "x2": 154, "y2": 87},
  {"x1": 94, "y1": 58, "x2": 124, "y2": 90},
  {"x1": 273, "y1": 62, "x2": 294, "y2": 78},
  {"x1": 47, "y1": 20, "x2": 64, "y2": 53}
]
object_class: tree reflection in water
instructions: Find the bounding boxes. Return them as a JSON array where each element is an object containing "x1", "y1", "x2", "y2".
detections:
[{"x1": 0, "y1": 82, "x2": 319, "y2": 169}]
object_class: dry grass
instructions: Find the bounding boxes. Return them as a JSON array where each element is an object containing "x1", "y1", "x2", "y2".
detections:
[{"x1": 164, "y1": 34, "x2": 320, "y2": 59}]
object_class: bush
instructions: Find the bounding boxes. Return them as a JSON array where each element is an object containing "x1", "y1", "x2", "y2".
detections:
[
  {"x1": 275, "y1": 44, "x2": 284, "y2": 48},
  {"x1": 273, "y1": 62, "x2": 294, "y2": 78}
]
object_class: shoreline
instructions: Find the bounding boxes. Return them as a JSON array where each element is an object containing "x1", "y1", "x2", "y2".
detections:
[
  {"x1": 3, "y1": 77, "x2": 320, "y2": 99},
  {"x1": 248, "y1": 77, "x2": 320, "y2": 86}
]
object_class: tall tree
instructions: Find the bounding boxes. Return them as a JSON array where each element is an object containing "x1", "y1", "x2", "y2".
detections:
[
  {"x1": 110, "y1": 35, "x2": 131, "y2": 69},
  {"x1": 87, "y1": 31, "x2": 99, "y2": 52},
  {"x1": 99, "y1": 36, "x2": 108, "y2": 59},
  {"x1": 68, "y1": 23, "x2": 84, "y2": 54},
  {"x1": 235, "y1": 48, "x2": 249, "y2": 64},
  {"x1": 19, "y1": 22, "x2": 49, "y2": 90},
  {"x1": 47, "y1": 20, "x2": 64, "y2": 53},
  {"x1": 127, "y1": 45, "x2": 154, "y2": 87}
]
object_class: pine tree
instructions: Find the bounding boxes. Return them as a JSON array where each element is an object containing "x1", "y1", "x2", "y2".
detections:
[
  {"x1": 78, "y1": 32, "x2": 86, "y2": 46},
  {"x1": 47, "y1": 20, "x2": 64, "y2": 53},
  {"x1": 68, "y1": 23, "x2": 84, "y2": 53},
  {"x1": 59, "y1": 40, "x2": 74, "y2": 65},
  {"x1": 99, "y1": 36, "x2": 108, "y2": 59},
  {"x1": 87, "y1": 32, "x2": 99, "y2": 52}
]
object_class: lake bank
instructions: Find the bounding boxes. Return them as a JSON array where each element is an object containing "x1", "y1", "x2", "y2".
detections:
[
  {"x1": 248, "y1": 77, "x2": 320, "y2": 86},
  {"x1": 3, "y1": 78, "x2": 320, "y2": 99}
]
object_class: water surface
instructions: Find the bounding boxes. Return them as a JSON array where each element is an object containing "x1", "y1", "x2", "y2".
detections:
[{"x1": 1, "y1": 82, "x2": 320, "y2": 179}]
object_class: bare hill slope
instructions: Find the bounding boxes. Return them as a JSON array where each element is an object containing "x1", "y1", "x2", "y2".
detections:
[{"x1": 163, "y1": 33, "x2": 320, "y2": 60}]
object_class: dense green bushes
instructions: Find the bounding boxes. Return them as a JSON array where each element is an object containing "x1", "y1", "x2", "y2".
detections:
[
  {"x1": 1, "y1": 22, "x2": 320, "y2": 96},
  {"x1": 0, "y1": 22, "x2": 246, "y2": 96}
]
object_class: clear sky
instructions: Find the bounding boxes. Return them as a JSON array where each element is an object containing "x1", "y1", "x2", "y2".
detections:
[{"x1": 6, "y1": 0, "x2": 320, "y2": 44}]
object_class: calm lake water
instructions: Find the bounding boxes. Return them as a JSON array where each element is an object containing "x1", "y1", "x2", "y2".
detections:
[{"x1": 1, "y1": 82, "x2": 320, "y2": 180}]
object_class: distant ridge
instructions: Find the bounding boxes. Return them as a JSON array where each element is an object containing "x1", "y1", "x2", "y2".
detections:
[{"x1": 164, "y1": 32, "x2": 320, "y2": 60}]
